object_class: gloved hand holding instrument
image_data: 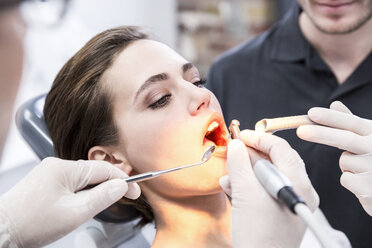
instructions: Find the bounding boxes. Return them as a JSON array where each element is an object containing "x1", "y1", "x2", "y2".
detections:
[
  {"x1": 221, "y1": 119, "x2": 350, "y2": 248},
  {"x1": 0, "y1": 158, "x2": 141, "y2": 248}
]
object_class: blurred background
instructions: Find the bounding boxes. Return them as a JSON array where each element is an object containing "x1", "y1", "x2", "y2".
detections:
[{"x1": 0, "y1": 0, "x2": 295, "y2": 172}]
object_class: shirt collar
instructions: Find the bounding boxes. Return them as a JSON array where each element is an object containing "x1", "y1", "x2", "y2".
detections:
[{"x1": 329, "y1": 51, "x2": 372, "y2": 100}]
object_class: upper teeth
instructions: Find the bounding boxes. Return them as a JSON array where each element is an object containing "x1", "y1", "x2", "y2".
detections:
[{"x1": 206, "y1": 121, "x2": 219, "y2": 135}]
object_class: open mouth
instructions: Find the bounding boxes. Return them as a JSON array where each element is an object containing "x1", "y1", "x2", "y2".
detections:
[
  {"x1": 202, "y1": 114, "x2": 229, "y2": 149},
  {"x1": 204, "y1": 121, "x2": 227, "y2": 146}
]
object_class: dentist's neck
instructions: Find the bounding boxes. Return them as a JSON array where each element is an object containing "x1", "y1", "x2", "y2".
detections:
[{"x1": 299, "y1": 12, "x2": 372, "y2": 84}]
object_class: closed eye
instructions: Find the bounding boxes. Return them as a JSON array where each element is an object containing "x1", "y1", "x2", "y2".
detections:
[{"x1": 148, "y1": 94, "x2": 172, "y2": 109}]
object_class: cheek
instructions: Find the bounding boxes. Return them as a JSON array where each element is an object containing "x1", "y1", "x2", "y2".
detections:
[
  {"x1": 297, "y1": 0, "x2": 307, "y2": 10},
  {"x1": 122, "y1": 119, "x2": 169, "y2": 172},
  {"x1": 122, "y1": 112, "x2": 201, "y2": 173},
  {"x1": 300, "y1": 0, "x2": 316, "y2": 17},
  {"x1": 210, "y1": 92, "x2": 224, "y2": 115}
]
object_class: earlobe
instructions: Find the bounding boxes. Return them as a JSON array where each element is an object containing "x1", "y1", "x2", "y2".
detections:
[{"x1": 88, "y1": 146, "x2": 133, "y2": 175}]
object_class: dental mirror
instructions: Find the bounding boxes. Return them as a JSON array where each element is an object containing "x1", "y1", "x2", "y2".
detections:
[{"x1": 125, "y1": 145, "x2": 216, "y2": 183}]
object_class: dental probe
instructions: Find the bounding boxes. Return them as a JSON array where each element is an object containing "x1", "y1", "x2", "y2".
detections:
[
  {"x1": 124, "y1": 145, "x2": 215, "y2": 183},
  {"x1": 229, "y1": 120, "x2": 337, "y2": 248},
  {"x1": 255, "y1": 115, "x2": 314, "y2": 134}
]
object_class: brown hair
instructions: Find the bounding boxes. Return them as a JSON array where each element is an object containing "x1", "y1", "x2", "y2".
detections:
[{"x1": 44, "y1": 26, "x2": 153, "y2": 225}]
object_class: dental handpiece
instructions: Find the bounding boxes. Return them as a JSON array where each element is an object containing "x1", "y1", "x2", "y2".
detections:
[
  {"x1": 124, "y1": 145, "x2": 215, "y2": 183},
  {"x1": 230, "y1": 120, "x2": 337, "y2": 247},
  {"x1": 229, "y1": 120, "x2": 303, "y2": 212},
  {"x1": 255, "y1": 115, "x2": 314, "y2": 134}
]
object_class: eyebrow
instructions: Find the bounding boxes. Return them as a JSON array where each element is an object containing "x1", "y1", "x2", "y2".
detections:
[
  {"x1": 133, "y1": 62, "x2": 197, "y2": 102},
  {"x1": 182, "y1": 62, "x2": 194, "y2": 73}
]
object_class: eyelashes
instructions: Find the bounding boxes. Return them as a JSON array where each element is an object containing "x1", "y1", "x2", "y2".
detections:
[
  {"x1": 148, "y1": 78, "x2": 207, "y2": 110},
  {"x1": 193, "y1": 78, "x2": 206, "y2": 88},
  {"x1": 149, "y1": 94, "x2": 171, "y2": 109}
]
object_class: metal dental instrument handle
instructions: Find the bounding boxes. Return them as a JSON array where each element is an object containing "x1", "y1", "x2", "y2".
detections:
[
  {"x1": 229, "y1": 120, "x2": 241, "y2": 140},
  {"x1": 255, "y1": 115, "x2": 314, "y2": 134},
  {"x1": 124, "y1": 145, "x2": 215, "y2": 183}
]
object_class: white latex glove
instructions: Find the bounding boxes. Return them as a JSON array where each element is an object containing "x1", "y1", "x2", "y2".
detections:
[
  {"x1": 0, "y1": 157, "x2": 141, "y2": 248},
  {"x1": 220, "y1": 131, "x2": 319, "y2": 248},
  {"x1": 297, "y1": 101, "x2": 372, "y2": 216}
]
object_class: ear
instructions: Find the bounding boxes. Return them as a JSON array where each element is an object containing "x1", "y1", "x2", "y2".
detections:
[{"x1": 88, "y1": 146, "x2": 133, "y2": 175}]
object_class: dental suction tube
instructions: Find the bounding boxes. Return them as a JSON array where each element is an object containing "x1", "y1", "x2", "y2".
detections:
[{"x1": 255, "y1": 115, "x2": 314, "y2": 133}]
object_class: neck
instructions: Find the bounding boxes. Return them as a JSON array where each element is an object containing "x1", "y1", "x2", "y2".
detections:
[
  {"x1": 299, "y1": 12, "x2": 372, "y2": 84},
  {"x1": 149, "y1": 192, "x2": 232, "y2": 248}
]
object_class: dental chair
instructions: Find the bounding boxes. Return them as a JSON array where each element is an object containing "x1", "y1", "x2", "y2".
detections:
[{"x1": 15, "y1": 94, "x2": 154, "y2": 247}]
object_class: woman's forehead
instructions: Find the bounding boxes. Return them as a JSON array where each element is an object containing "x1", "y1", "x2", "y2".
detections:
[
  {"x1": 101, "y1": 39, "x2": 188, "y2": 104},
  {"x1": 119, "y1": 39, "x2": 186, "y2": 72},
  {"x1": 105, "y1": 39, "x2": 187, "y2": 86}
]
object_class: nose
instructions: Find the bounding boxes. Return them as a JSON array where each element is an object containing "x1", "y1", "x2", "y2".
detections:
[{"x1": 188, "y1": 86, "x2": 211, "y2": 116}]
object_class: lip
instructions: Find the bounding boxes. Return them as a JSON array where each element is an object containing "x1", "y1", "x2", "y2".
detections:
[
  {"x1": 201, "y1": 112, "x2": 229, "y2": 158},
  {"x1": 316, "y1": 1, "x2": 354, "y2": 6},
  {"x1": 315, "y1": 1, "x2": 355, "y2": 13}
]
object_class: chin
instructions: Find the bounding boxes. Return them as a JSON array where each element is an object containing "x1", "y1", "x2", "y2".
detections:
[
  {"x1": 315, "y1": 17, "x2": 363, "y2": 33},
  {"x1": 309, "y1": 6, "x2": 372, "y2": 34}
]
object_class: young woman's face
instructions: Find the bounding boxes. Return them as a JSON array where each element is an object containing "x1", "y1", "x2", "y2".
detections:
[{"x1": 103, "y1": 39, "x2": 229, "y2": 198}]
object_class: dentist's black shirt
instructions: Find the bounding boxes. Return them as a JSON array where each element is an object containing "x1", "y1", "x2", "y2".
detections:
[{"x1": 207, "y1": 4, "x2": 372, "y2": 247}]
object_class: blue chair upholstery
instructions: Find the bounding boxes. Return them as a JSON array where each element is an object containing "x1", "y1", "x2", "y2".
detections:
[{"x1": 15, "y1": 94, "x2": 141, "y2": 223}]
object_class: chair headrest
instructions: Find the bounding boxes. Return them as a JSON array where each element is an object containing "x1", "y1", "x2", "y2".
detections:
[{"x1": 16, "y1": 94, "x2": 54, "y2": 160}]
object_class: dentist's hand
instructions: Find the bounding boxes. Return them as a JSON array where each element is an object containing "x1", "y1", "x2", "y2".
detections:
[
  {"x1": 297, "y1": 101, "x2": 372, "y2": 216},
  {"x1": 0, "y1": 157, "x2": 141, "y2": 248},
  {"x1": 220, "y1": 131, "x2": 319, "y2": 248}
]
